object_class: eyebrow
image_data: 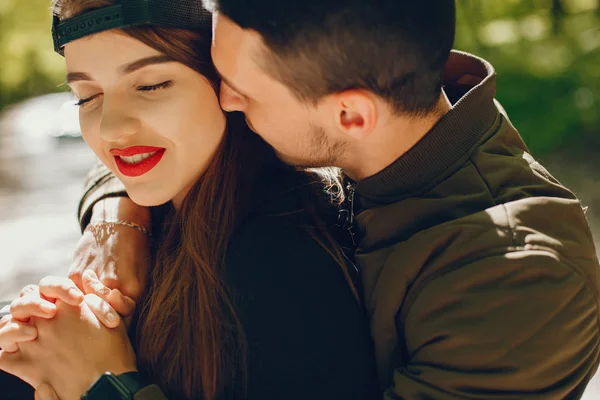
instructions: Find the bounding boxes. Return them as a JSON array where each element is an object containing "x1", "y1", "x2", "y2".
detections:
[{"x1": 66, "y1": 55, "x2": 176, "y2": 84}]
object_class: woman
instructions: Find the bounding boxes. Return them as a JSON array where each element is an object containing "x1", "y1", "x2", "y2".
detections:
[{"x1": 0, "y1": 0, "x2": 378, "y2": 399}]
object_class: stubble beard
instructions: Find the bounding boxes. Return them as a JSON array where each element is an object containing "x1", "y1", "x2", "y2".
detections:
[{"x1": 278, "y1": 123, "x2": 346, "y2": 169}]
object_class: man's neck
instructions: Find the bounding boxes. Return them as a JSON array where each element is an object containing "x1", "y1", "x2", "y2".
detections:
[{"x1": 345, "y1": 91, "x2": 452, "y2": 181}]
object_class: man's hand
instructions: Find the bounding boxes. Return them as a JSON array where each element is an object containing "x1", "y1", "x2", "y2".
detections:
[{"x1": 70, "y1": 197, "x2": 152, "y2": 303}]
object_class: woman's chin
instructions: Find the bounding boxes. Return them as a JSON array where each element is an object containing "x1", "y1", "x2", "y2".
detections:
[{"x1": 127, "y1": 191, "x2": 173, "y2": 208}]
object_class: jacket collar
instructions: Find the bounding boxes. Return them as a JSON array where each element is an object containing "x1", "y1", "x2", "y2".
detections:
[{"x1": 355, "y1": 51, "x2": 499, "y2": 207}]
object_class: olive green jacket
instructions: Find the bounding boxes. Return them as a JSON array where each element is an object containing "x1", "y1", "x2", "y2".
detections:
[
  {"x1": 79, "y1": 51, "x2": 600, "y2": 399},
  {"x1": 353, "y1": 51, "x2": 600, "y2": 399}
]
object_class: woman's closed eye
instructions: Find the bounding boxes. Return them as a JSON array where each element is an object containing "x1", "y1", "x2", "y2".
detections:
[
  {"x1": 74, "y1": 81, "x2": 174, "y2": 108},
  {"x1": 137, "y1": 80, "x2": 173, "y2": 92},
  {"x1": 75, "y1": 94, "x2": 101, "y2": 107}
]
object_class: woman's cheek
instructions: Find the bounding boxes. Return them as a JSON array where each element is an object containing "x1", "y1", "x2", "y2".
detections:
[{"x1": 79, "y1": 115, "x2": 111, "y2": 167}]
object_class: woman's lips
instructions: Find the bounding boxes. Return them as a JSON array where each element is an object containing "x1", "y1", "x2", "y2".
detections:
[{"x1": 109, "y1": 146, "x2": 166, "y2": 177}]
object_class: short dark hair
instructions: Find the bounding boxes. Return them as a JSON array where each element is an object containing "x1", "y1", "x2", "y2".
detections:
[{"x1": 204, "y1": 0, "x2": 456, "y2": 115}]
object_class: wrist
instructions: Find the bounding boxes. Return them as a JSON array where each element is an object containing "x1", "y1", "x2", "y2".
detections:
[{"x1": 91, "y1": 197, "x2": 151, "y2": 231}]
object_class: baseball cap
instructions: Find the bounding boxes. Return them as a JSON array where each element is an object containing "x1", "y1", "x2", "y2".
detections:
[{"x1": 52, "y1": 0, "x2": 212, "y2": 56}]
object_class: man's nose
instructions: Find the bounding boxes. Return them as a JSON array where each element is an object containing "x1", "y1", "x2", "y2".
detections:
[{"x1": 219, "y1": 82, "x2": 247, "y2": 112}]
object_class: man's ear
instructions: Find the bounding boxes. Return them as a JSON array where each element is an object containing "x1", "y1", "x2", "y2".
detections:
[{"x1": 332, "y1": 90, "x2": 378, "y2": 140}]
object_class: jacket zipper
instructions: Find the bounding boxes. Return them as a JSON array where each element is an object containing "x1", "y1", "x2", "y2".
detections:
[{"x1": 345, "y1": 182, "x2": 357, "y2": 246}]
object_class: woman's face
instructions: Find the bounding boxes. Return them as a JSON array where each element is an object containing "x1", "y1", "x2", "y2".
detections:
[{"x1": 65, "y1": 30, "x2": 226, "y2": 209}]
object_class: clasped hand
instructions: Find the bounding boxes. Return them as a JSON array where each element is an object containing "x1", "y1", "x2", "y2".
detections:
[{"x1": 0, "y1": 271, "x2": 137, "y2": 400}]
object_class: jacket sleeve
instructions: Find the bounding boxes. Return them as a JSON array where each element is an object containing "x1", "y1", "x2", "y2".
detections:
[
  {"x1": 386, "y1": 252, "x2": 600, "y2": 400},
  {"x1": 78, "y1": 160, "x2": 127, "y2": 231}
]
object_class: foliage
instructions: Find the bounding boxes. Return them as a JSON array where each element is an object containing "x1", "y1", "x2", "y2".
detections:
[
  {"x1": 0, "y1": 0, "x2": 67, "y2": 108},
  {"x1": 455, "y1": 0, "x2": 599, "y2": 154},
  {"x1": 0, "y1": 0, "x2": 598, "y2": 154}
]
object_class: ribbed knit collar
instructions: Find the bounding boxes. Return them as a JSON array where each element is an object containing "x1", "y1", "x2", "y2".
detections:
[{"x1": 355, "y1": 51, "x2": 499, "y2": 207}]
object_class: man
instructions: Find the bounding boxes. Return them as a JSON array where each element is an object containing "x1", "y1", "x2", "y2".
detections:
[{"x1": 66, "y1": 0, "x2": 600, "y2": 398}]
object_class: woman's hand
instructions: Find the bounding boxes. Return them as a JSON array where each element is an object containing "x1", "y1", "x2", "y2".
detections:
[
  {"x1": 0, "y1": 313, "x2": 37, "y2": 353},
  {"x1": 10, "y1": 272, "x2": 135, "y2": 329},
  {"x1": 0, "y1": 279, "x2": 82, "y2": 353},
  {"x1": 0, "y1": 296, "x2": 138, "y2": 400},
  {"x1": 79, "y1": 270, "x2": 138, "y2": 327}
]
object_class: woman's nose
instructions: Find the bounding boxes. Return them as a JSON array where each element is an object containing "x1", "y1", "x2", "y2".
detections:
[{"x1": 99, "y1": 99, "x2": 140, "y2": 143}]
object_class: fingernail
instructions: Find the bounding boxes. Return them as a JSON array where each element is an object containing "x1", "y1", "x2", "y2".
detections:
[
  {"x1": 106, "y1": 312, "x2": 118, "y2": 324},
  {"x1": 82, "y1": 269, "x2": 96, "y2": 281},
  {"x1": 40, "y1": 302, "x2": 56, "y2": 314},
  {"x1": 23, "y1": 326, "x2": 38, "y2": 337},
  {"x1": 68, "y1": 287, "x2": 84, "y2": 300},
  {"x1": 120, "y1": 291, "x2": 134, "y2": 306}
]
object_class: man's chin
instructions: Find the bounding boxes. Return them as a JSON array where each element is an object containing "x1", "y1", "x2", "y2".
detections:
[
  {"x1": 273, "y1": 150, "x2": 332, "y2": 169},
  {"x1": 273, "y1": 150, "x2": 296, "y2": 166},
  {"x1": 243, "y1": 122, "x2": 296, "y2": 165},
  {"x1": 245, "y1": 118, "x2": 258, "y2": 134}
]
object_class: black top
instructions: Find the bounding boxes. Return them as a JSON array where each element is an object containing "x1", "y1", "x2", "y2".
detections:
[
  {"x1": 223, "y1": 212, "x2": 378, "y2": 399},
  {"x1": 219, "y1": 166, "x2": 379, "y2": 399}
]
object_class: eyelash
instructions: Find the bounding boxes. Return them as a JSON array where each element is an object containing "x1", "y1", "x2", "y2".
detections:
[
  {"x1": 74, "y1": 96, "x2": 98, "y2": 107},
  {"x1": 137, "y1": 80, "x2": 173, "y2": 92},
  {"x1": 75, "y1": 80, "x2": 174, "y2": 107}
]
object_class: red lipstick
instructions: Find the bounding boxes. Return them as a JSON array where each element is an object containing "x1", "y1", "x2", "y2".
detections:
[{"x1": 109, "y1": 146, "x2": 166, "y2": 177}]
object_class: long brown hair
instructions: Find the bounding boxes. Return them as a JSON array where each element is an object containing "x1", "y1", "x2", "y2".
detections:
[{"x1": 54, "y1": 1, "x2": 357, "y2": 399}]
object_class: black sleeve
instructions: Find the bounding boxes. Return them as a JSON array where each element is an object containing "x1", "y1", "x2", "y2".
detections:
[
  {"x1": 77, "y1": 160, "x2": 127, "y2": 231},
  {"x1": 223, "y1": 215, "x2": 379, "y2": 400}
]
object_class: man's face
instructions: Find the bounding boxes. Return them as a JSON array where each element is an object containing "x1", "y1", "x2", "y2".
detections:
[{"x1": 211, "y1": 13, "x2": 344, "y2": 167}]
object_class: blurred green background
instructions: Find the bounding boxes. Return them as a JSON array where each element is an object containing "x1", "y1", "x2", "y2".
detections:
[
  {"x1": 0, "y1": 0, "x2": 598, "y2": 154},
  {"x1": 456, "y1": 0, "x2": 599, "y2": 155}
]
